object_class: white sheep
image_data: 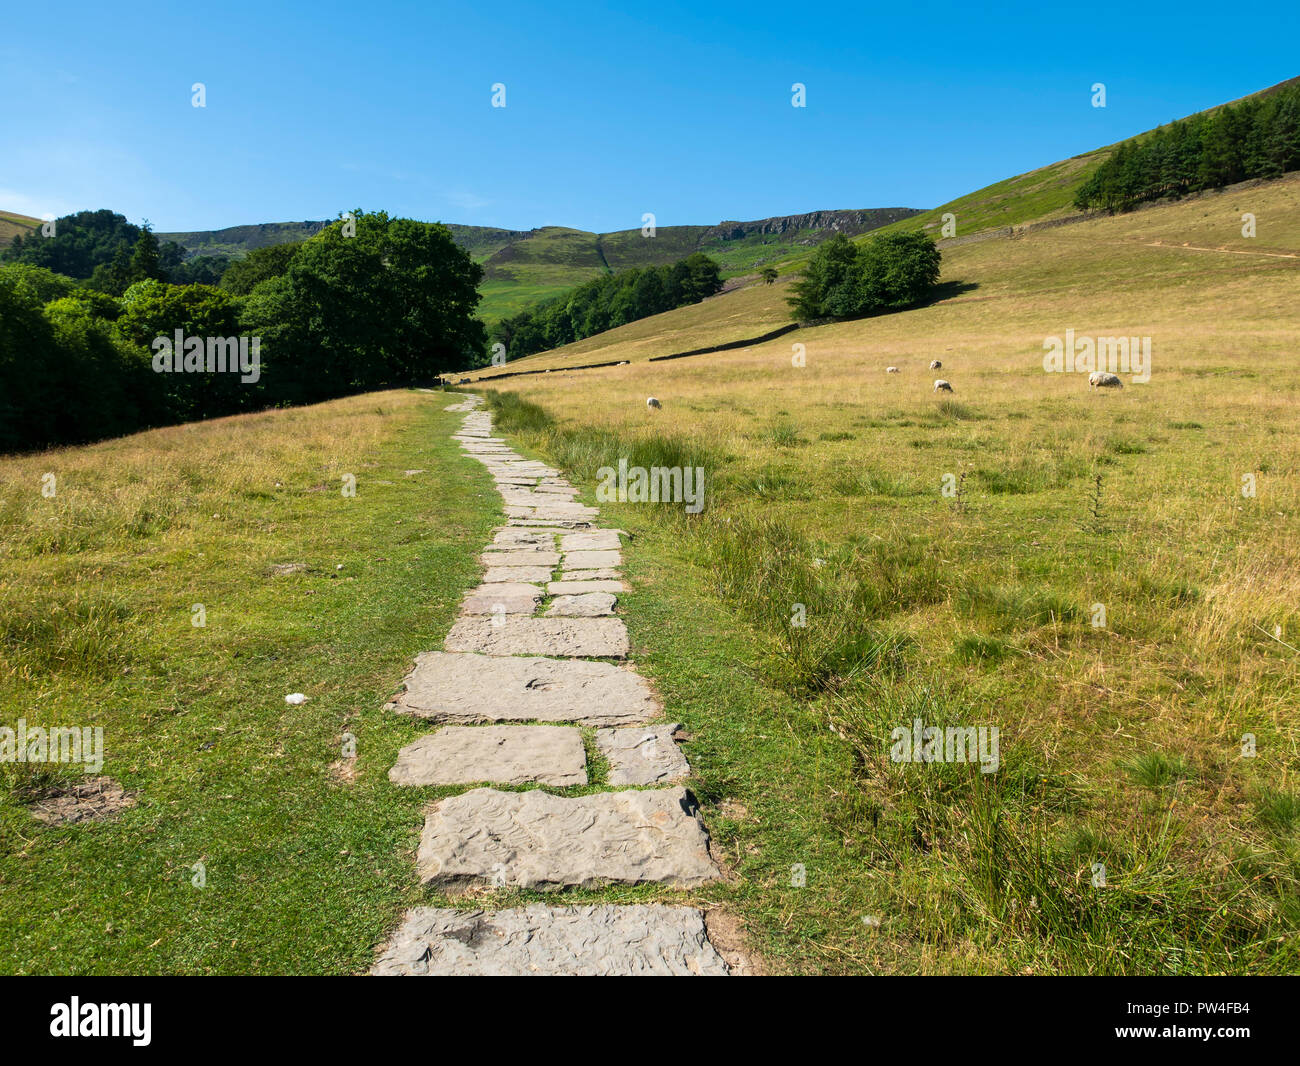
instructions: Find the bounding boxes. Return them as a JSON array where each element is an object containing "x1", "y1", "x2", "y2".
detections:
[
  {"x1": 934, "y1": 379, "x2": 953, "y2": 393},
  {"x1": 886, "y1": 366, "x2": 900, "y2": 374},
  {"x1": 930, "y1": 360, "x2": 942, "y2": 370},
  {"x1": 1088, "y1": 371, "x2": 1123, "y2": 389},
  {"x1": 646, "y1": 396, "x2": 662, "y2": 409}
]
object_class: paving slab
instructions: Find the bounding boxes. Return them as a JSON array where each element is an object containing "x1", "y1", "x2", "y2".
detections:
[
  {"x1": 545, "y1": 592, "x2": 617, "y2": 617},
  {"x1": 480, "y1": 550, "x2": 560, "y2": 567},
  {"x1": 416, "y1": 786, "x2": 719, "y2": 889},
  {"x1": 371, "y1": 904, "x2": 729, "y2": 976},
  {"x1": 490, "y1": 529, "x2": 556, "y2": 548},
  {"x1": 444, "y1": 616, "x2": 628, "y2": 657},
  {"x1": 559, "y1": 531, "x2": 623, "y2": 552},
  {"x1": 389, "y1": 726, "x2": 587, "y2": 787},
  {"x1": 562, "y1": 550, "x2": 622, "y2": 570},
  {"x1": 597, "y1": 723, "x2": 690, "y2": 786},
  {"x1": 482, "y1": 565, "x2": 555, "y2": 583},
  {"x1": 548, "y1": 579, "x2": 627, "y2": 595},
  {"x1": 461, "y1": 583, "x2": 542, "y2": 614},
  {"x1": 391, "y1": 652, "x2": 658, "y2": 724},
  {"x1": 559, "y1": 568, "x2": 623, "y2": 581}
]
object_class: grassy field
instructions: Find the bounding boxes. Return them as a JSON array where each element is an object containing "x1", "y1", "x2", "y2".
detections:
[
  {"x1": 0, "y1": 390, "x2": 504, "y2": 974},
  {"x1": 470, "y1": 171, "x2": 1300, "y2": 973}
]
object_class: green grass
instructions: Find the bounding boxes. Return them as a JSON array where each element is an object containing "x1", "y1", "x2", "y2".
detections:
[{"x1": 0, "y1": 390, "x2": 501, "y2": 974}]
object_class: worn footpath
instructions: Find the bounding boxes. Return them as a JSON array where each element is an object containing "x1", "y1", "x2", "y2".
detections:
[{"x1": 371, "y1": 394, "x2": 733, "y2": 975}]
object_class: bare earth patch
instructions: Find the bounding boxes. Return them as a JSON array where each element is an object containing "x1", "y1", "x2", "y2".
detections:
[{"x1": 26, "y1": 776, "x2": 138, "y2": 826}]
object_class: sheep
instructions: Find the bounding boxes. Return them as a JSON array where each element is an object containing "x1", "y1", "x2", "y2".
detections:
[
  {"x1": 646, "y1": 396, "x2": 662, "y2": 409},
  {"x1": 886, "y1": 366, "x2": 900, "y2": 374},
  {"x1": 930, "y1": 360, "x2": 942, "y2": 370},
  {"x1": 934, "y1": 379, "x2": 953, "y2": 393},
  {"x1": 1089, "y1": 371, "x2": 1123, "y2": 389}
]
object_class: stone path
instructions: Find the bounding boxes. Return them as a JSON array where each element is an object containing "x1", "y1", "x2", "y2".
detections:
[{"x1": 374, "y1": 394, "x2": 730, "y2": 976}]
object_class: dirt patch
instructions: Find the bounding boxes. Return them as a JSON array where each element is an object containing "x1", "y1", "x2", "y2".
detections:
[
  {"x1": 328, "y1": 757, "x2": 358, "y2": 784},
  {"x1": 704, "y1": 907, "x2": 766, "y2": 976},
  {"x1": 26, "y1": 776, "x2": 137, "y2": 825}
]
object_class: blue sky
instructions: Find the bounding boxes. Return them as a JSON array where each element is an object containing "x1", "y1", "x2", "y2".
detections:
[{"x1": 2, "y1": 1, "x2": 1296, "y2": 234}]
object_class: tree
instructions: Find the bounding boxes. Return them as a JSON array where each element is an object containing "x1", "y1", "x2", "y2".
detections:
[
  {"x1": 129, "y1": 222, "x2": 164, "y2": 284},
  {"x1": 1, "y1": 209, "x2": 141, "y2": 278},
  {"x1": 0, "y1": 263, "x2": 76, "y2": 304},
  {"x1": 761, "y1": 266, "x2": 778, "y2": 284},
  {"x1": 239, "y1": 210, "x2": 487, "y2": 403},
  {"x1": 116, "y1": 280, "x2": 244, "y2": 421},
  {"x1": 787, "y1": 231, "x2": 942, "y2": 322},
  {"x1": 219, "y1": 242, "x2": 303, "y2": 294}
]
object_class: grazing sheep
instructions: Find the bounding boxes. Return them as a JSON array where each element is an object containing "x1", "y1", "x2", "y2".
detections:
[
  {"x1": 1089, "y1": 371, "x2": 1123, "y2": 389},
  {"x1": 886, "y1": 366, "x2": 900, "y2": 374},
  {"x1": 929, "y1": 360, "x2": 942, "y2": 370},
  {"x1": 646, "y1": 396, "x2": 662, "y2": 409},
  {"x1": 934, "y1": 379, "x2": 953, "y2": 393}
]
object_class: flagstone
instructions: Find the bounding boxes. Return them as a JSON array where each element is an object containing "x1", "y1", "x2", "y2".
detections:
[
  {"x1": 559, "y1": 530, "x2": 623, "y2": 552},
  {"x1": 371, "y1": 904, "x2": 729, "y2": 976},
  {"x1": 416, "y1": 786, "x2": 719, "y2": 889},
  {"x1": 482, "y1": 565, "x2": 554, "y2": 583},
  {"x1": 558, "y1": 568, "x2": 623, "y2": 581},
  {"x1": 389, "y1": 726, "x2": 587, "y2": 787},
  {"x1": 547, "y1": 579, "x2": 627, "y2": 595},
  {"x1": 562, "y1": 550, "x2": 622, "y2": 570},
  {"x1": 479, "y1": 550, "x2": 560, "y2": 567},
  {"x1": 390, "y1": 652, "x2": 658, "y2": 725},
  {"x1": 596, "y1": 723, "x2": 690, "y2": 786},
  {"x1": 545, "y1": 592, "x2": 617, "y2": 617},
  {"x1": 461, "y1": 583, "x2": 542, "y2": 614},
  {"x1": 444, "y1": 616, "x2": 628, "y2": 657}
]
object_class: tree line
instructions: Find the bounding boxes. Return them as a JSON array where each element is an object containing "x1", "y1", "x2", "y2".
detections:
[
  {"x1": 1075, "y1": 81, "x2": 1300, "y2": 212},
  {"x1": 490, "y1": 253, "x2": 723, "y2": 360},
  {"x1": 0, "y1": 210, "x2": 486, "y2": 453}
]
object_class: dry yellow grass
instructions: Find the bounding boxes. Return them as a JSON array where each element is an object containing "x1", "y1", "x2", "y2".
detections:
[{"x1": 476, "y1": 174, "x2": 1300, "y2": 972}]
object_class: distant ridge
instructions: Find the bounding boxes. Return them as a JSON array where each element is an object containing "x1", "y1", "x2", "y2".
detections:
[{"x1": 157, "y1": 207, "x2": 924, "y2": 321}]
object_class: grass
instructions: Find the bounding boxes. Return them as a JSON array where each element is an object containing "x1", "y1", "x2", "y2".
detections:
[
  {"x1": 0, "y1": 389, "x2": 504, "y2": 974},
  {"x1": 471, "y1": 168, "x2": 1300, "y2": 973}
]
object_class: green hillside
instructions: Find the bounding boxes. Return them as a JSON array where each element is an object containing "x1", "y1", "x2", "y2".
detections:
[
  {"x1": 474, "y1": 207, "x2": 920, "y2": 320},
  {"x1": 156, "y1": 219, "x2": 331, "y2": 258},
  {"x1": 151, "y1": 209, "x2": 922, "y2": 323}
]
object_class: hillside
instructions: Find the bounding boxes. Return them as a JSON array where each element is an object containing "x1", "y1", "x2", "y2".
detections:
[
  {"x1": 156, "y1": 219, "x2": 331, "y2": 257},
  {"x1": 0, "y1": 210, "x2": 38, "y2": 247},
  {"x1": 10, "y1": 205, "x2": 917, "y2": 322},
  {"x1": 152, "y1": 208, "x2": 920, "y2": 322},
  {"x1": 466, "y1": 162, "x2": 1300, "y2": 974},
  {"x1": 476, "y1": 207, "x2": 920, "y2": 320}
]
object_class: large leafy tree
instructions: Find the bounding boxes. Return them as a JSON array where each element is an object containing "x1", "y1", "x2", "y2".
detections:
[
  {"x1": 0, "y1": 275, "x2": 151, "y2": 451},
  {"x1": 116, "y1": 280, "x2": 244, "y2": 421},
  {"x1": 787, "y1": 231, "x2": 941, "y2": 321},
  {"x1": 240, "y1": 211, "x2": 486, "y2": 402},
  {"x1": 1, "y1": 209, "x2": 141, "y2": 278}
]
